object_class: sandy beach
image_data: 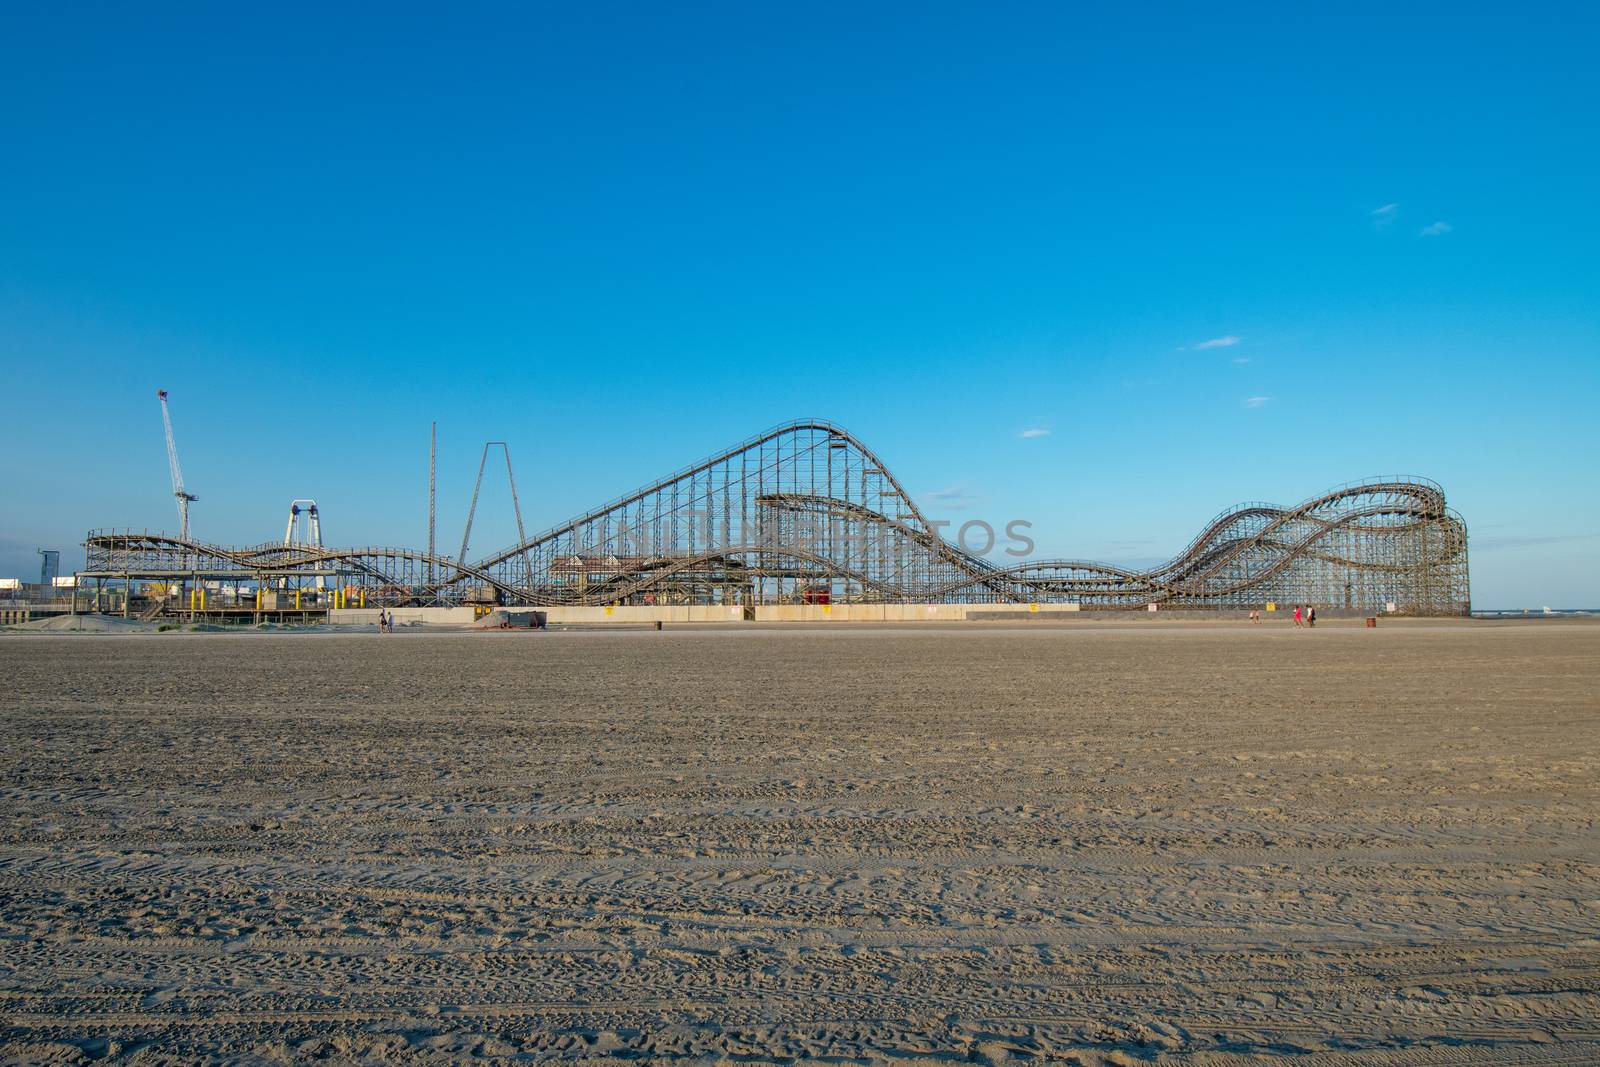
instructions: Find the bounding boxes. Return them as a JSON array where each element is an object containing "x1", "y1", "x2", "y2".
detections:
[{"x1": 1, "y1": 621, "x2": 1597, "y2": 1064}]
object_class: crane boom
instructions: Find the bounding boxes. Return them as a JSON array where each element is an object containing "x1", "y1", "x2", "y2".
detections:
[{"x1": 157, "y1": 389, "x2": 198, "y2": 540}]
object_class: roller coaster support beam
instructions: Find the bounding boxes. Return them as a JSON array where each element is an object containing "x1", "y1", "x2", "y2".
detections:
[{"x1": 457, "y1": 442, "x2": 533, "y2": 582}]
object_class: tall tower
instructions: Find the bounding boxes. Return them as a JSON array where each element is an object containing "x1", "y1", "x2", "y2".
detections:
[
  {"x1": 428, "y1": 422, "x2": 437, "y2": 583},
  {"x1": 37, "y1": 548, "x2": 60, "y2": 588}
]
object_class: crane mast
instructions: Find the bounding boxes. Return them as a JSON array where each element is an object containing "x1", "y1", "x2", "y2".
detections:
[{"x1": 157, "y1": 389, "x2": 197, "y2": 540}]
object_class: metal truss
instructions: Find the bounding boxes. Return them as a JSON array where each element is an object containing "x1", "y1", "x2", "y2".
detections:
[{"x1": 83, "y1": 420, "x2": 1470, "y2": 614}]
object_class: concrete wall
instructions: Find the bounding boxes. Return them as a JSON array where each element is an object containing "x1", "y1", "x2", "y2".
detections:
[
  {"x1": 329, "y1": 607, "x2": 479, "y2": 626},
  {"x1": 541, "y1": 605, "x2": 750, "y2": 624},
  {"x1": 330, "y1": 603, "x2": 1089, "y2": 626},
  {"x1": 754, "y1": 604, "x2": 1082, "y2": 622},
  {"x1": 754, "y1": 604, "x2": 970, "y2": 622}
]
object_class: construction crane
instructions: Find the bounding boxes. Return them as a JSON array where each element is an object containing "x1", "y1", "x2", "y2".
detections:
[{"x1": 156, "y1": 389, "x2": 197, "y2": 540}]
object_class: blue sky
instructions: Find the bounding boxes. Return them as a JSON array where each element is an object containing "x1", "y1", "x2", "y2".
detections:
[{"x1": 2, "y1": 4, "x2": 1595, "y2": 606}]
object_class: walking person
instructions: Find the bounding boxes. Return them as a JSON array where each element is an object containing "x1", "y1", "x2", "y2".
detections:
[
  {"x1": 1293, "y1": 604, "x2": 1302, "y2": 627},
  {"x1": 1307, "y1": 605, "x2": 1316, "y2": 628}
]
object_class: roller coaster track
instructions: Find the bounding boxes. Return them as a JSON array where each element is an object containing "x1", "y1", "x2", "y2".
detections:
[
  {"x1": 81, "y1": 533, "x2": 530, "y2": 603},
  {"x1": 83, "y1": 420, "x2": 1470, "y2": 613},
  {"x1": 756, "y1": 491, "x2": 1465, "y2": 604}
]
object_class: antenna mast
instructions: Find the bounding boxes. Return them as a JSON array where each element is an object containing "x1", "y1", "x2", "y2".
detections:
[{"x1": 428, "y1": 422, "x2": 437, "y2": 583}]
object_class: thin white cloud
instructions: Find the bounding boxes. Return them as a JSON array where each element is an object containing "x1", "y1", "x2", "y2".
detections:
[
  {"x1": 1473, "y1": 532, "x2": 1598, "y2": 551},
  {"x1": 1232, "y1": 356, "x2": 1251, "y2": 365},
  {"x1": 1419, "y1": 221, "x2": 1452, "y2": 237},
  {"x1": 1019, "y1": 428, "x2": 1050, "y2": 439},
  {"x1": 1370, "y1": 203, "x2": 1399, "y2": 229},
  {"x1": 926, "y1": 486, "x2": 980, "y2": 510},
  {"x1": 1192, "y1": 335, "x2": 1242, "y2": 350},
  {"x1": 1243, "y1": 396, "x2": 1271, "y2": 409}
]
